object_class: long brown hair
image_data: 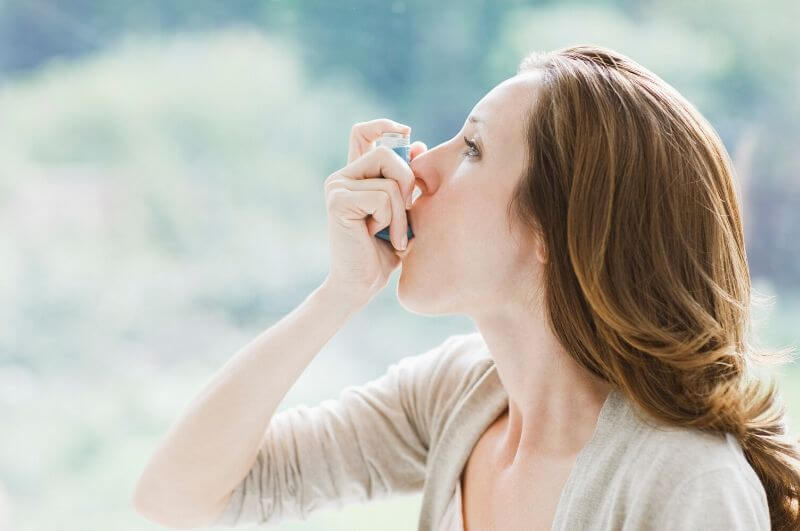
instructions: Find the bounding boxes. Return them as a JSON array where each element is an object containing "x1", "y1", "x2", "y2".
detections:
[{"x1": 509, "y1": 45, "x2": 799, "y2": 529}]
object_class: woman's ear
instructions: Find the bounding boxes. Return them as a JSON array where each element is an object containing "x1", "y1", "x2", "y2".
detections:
[{"x1": 533, "y1": 233, "x2": 548, "y2": 264}]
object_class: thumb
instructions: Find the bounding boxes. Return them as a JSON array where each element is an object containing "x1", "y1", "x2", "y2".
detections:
[{"x1": 409, "y1": 141, "x2": 427, "y2": 161}]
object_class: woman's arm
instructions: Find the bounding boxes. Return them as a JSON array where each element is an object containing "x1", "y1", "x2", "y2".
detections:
[
  {"x1": 213, "y1": 333, "x2": 439, "y2": 528},
  {"x1": 132, "y1": 280, "x2": 366, "y2": 528}
]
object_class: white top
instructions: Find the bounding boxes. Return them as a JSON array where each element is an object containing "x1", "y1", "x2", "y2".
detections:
[
  {"x1": 438, "y1": 476, "x2": 464, "y2": 530},
  {"x1": 216, "y1": 332, "x2": 771, "y2": 530}
]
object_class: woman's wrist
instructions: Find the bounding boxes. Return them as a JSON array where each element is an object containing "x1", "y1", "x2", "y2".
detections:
[{"x1": 313, "y1": 279, "x2": 370, "y2": 318}]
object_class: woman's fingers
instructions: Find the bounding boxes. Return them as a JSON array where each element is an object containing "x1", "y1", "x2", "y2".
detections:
[
  {"x1": 336, "y1": 145, "x2": 416, "y2": 209},
  {"x1": 409, "y1": 140, "x2": 427, "y2": 161},
  {"x1": 321, "y1": 118, "x2": 416, "y2": 303},
  {"x1": 347, "y1": 119, "x2": 411, "y2": 165},
  {"x1": 325, "y1": 176, "x2": 409, "y2": 251}
]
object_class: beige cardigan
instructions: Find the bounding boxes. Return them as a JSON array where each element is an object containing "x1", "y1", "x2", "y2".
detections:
[{"x1": 215, "y1": 332, "x2": 770, "y2": 530}]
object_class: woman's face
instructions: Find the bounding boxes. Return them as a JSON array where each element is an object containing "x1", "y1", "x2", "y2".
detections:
[{"x1": 398, "y1": 72, "x2": 546, "y2": 317}]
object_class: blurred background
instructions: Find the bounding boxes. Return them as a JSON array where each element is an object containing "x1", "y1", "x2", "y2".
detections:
[{"x1": 1, "y1": 1, "x2": 798, "y2": 529}]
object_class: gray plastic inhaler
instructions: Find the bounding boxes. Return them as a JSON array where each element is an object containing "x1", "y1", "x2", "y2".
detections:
[{"x1": 373, "y1": 132, "x2": 414, "y2": 243}]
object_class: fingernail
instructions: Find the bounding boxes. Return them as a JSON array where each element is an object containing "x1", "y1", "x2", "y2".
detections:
[
  {"x1": 406, "y1": 196, "x2": 412, "y2": 209},
  {"x1": 399, "y1": 235, "x2": 408, "y2": 250}
]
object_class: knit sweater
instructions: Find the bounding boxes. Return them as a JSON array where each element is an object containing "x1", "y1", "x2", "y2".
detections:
[{"x1": 214, "y1": 332, "x2": 770, "y2": 530}]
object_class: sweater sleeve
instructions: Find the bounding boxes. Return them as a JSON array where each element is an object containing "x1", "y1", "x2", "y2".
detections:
[
  {"x1": 214, "y1": 334, "x2": 470, "y2": 527},
  {"x1": 653, "y1": 466, "x2": 770, "y2": 530}
]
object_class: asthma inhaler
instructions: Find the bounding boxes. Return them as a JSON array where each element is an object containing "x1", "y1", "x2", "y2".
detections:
[{"x1": 374, "y1": 132, "x2": 414, "y2": 243}]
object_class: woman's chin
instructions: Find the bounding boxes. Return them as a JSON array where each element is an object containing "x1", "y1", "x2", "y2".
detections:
[{"x1": 397, "y1": 266, "x2": 442, "y2": 316}]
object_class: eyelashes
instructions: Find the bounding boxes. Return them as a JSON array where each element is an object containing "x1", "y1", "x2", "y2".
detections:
[{"x1": 462, "y1": 136, "x2": 480, "y2": 159}]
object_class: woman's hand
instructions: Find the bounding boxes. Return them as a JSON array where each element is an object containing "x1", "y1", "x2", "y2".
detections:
[{"x1": 322, "y1": 119, "x2": 426, "y2": 305}]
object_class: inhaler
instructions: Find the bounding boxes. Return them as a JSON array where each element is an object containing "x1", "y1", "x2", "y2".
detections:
[{"x1": 373, "y1": 132, "x2": 415, "y2": 243}]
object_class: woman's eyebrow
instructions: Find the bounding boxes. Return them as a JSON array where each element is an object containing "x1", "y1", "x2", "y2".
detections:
[
  {"x1": 466, "y1": 115, "x2": 487, "y2": 151},
  {"x1": 467, "y1": 115, "x2": 484, "y2": 127}
]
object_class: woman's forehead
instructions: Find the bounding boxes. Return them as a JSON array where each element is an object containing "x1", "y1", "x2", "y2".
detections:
[
  {"x1": 480, "y1": 74, "x2": 540, "y2": 120},
  {"x1": 470, "y1": 75, "x2": 539, "y2": 147}
]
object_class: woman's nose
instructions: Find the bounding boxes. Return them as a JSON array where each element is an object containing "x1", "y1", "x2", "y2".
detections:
[{"x1": 409, "y1": 146, "x2": 440, "y2": 196}]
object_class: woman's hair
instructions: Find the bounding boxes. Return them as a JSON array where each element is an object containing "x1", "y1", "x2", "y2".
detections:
[{"x1": 509, "y1": 45, "x2": 799, "y2": 529}]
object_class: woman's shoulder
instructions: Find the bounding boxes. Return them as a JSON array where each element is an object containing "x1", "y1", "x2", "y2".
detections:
[
  {"x1": 395, "y1": 332, "x2": 495, "y2": 413},
  {"x1": 575, "y1": 396, "x2": 771, "y2": 528},
  {"x1": 605, "y1": 398, "x2": 768, "y2": 517},
  {"x1": 627, "y1": 407, "x2": 760, "y2": 481},
  {"x1": 436, "y1": 331, "x2": 494, "y2": 374},
  {"x1": 400, "y1": 331, "x2": 493, "y2": 387},
  {"x1": 371, "y1": 331, "x2": 496, "y2": 451}
]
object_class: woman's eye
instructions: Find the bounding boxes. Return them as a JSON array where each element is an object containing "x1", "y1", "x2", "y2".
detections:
[{"x1": 462, "y1": 136, "x2": 480, "y2": 159}]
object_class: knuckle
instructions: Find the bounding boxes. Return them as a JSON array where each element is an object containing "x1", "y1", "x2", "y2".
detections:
[
  {"x1": 374, "y1": 178, "x2": 398, "y2": 202},
  {"x1": 324, "y1": 177, "x2": 342, "y2": 193},
  {"x1": 327, "y1": 187, "x2": 348, "y2": 206},
  {"x1": 377, "y1": 146, "x2": 403, "y2": 169}
]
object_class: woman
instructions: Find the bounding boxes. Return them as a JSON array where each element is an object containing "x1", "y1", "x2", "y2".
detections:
[{"x1": 134, "y1": 45, "x2": 800, "y2": 530}]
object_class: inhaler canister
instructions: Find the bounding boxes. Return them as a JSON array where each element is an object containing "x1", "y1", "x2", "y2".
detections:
[{"x1": 373, "y1": 132, "x2": 414, "y2": 243}]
